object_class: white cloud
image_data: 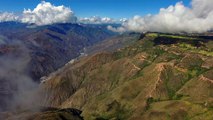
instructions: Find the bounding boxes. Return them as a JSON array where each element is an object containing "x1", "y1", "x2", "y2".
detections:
[
  {"x1": 109, "y1": 0, "x2": 213, "y2": 33},
  {"x1": 79, "y1": 16, "x2": 116, "y2": 24},
  {"x1": 119, "y1": 18, "x2": 128, "y2": 23},
  {"x1": 0, "y1": 12, "x2": 19, "y2": 22},
  {"x1": 0, "y1": 2, "x2": 121, "y2": 26},
  {"x1": 21, "y1": 1, "x2": 77, "y2": 25},
  {"x1": 107, "y1": 25, "x2": 126, "y2": 33},
  {"x1": 101, "y1": 17, "x2": 116, "y2": 23}
]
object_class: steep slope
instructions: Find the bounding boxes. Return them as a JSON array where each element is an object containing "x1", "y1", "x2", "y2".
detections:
[
  {"x1": 0, "y1": 22, "x2": 116, "y2": 81},
  {"x1": 39, "y1": 33, "x2": 213, "y2": 120},
  {"x1": 85, "y1": 33, "x2": 141, "y2": 55},
  {"x1": 0, "y1": 22, "x2": 118, "y2": 112}
]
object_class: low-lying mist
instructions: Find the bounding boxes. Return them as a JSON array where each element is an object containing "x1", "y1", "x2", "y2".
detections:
[{"x1": 0, "y1": 42, "x2": 39, "y2": 112}]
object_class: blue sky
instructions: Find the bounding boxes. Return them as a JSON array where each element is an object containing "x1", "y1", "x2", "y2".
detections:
[{"x1": 0, "y1": 0, "x2": 191, "y2": 19}]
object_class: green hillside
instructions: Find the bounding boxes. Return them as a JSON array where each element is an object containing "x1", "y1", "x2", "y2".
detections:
[{"x1": 38, "y1": 33, "x2": 213, "y2": 120}]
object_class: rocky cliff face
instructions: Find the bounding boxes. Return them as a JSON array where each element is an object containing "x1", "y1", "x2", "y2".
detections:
[{"x1": 38, "y1": 33, "x2": 213, "y2": 120}]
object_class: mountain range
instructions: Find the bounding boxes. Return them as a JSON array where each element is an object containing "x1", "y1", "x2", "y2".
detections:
[
  {"x1": 0, "y1": 22, "x2": 213, "y2": 120},
  {"x1": 0, "y1": 22, "x2": 119, "y2": 113},
  {"x1": 0, "y1": 22, "x2": 118, "y2": 81}
]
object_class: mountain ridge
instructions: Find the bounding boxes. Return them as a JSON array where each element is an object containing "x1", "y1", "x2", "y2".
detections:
[{"x1": 35, "y1": 33, "x2": 213, "y2": 120}]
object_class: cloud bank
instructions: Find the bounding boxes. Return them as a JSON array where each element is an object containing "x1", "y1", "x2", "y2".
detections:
[
  {"x1": 0, "y1": 0, "x2": 213, "y2": 33},
  {"x1": 110, "y1": 0, "x2": 213, "y2": 33}
]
